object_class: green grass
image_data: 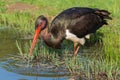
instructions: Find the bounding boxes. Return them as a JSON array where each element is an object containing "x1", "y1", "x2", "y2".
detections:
[
  {"x1": 0, "y1": 0, "x2": 120, "y2": 79},
  {"x1": 15, "y1": 40, "x2": 120, "y2": 79}
]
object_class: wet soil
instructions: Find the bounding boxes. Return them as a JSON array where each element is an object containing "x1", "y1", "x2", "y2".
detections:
[{"x1": 6, "y1": 2, "x2": 39, "y2": 13}]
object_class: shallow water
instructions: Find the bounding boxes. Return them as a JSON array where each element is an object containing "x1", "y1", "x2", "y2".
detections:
[{"x1": 0, "y1": 27, "x2": 70, "y2": 80}]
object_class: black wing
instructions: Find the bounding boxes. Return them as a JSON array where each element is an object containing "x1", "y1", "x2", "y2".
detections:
[{"x1": 49, "y1": 7, "x2": 111, "y2": 38}]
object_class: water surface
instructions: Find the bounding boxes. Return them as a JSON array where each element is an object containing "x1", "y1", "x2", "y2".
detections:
[{"x1": 0, "y1": 27, "x2": 70, "y2": 80}]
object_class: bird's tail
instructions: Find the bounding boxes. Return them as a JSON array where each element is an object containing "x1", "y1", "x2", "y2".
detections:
[{"x1": 95, "y1": 9, "x2": 112, "y2": 20}]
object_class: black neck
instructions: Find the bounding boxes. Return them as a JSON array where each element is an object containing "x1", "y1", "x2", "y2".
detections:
[{"x1": 41, "y1": 28, "x2": 61, "y2": 49}]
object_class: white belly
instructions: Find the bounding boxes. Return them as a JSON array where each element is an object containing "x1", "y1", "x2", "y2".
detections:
[{"x1": 65, "y1": 29, "x2": 90, "y2": 45}]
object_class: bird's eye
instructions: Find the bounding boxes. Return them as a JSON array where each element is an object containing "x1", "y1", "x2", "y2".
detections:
[
  {"x1": 38, "y1": 20, "x2": 43, "y2": 25},
  {"x1": 39, "y1": 20, "x2": 46, "y2": 29}
]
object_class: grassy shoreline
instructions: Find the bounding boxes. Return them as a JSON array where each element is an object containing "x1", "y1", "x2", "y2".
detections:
[{"x1": 0, "y1": 0, "x2": 120, "y2": 79}]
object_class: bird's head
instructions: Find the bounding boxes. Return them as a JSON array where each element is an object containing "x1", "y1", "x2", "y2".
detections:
[
  {"x1": 29, "y1": 15, "x2": 48, "y2": 55},
  {"x1": 35, "y1": 15, "x2": 48, "y2": 31}
]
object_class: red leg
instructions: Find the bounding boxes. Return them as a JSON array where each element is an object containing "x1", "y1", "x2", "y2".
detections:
[{"x1": 73, "y1": 43, "x2": 81, "y2": 56}]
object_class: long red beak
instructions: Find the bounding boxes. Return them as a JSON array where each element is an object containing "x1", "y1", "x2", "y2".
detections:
[{"x1": 29, "y1": 26, "x2": 41, "y2": 55}]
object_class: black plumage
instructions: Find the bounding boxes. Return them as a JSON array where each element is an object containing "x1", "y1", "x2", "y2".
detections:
[
  {"x1": 30, "y1": 7, "x2": 112, "y2": 56},
  {"x1": 49, "y1": 7, "x2": 111, "y2": 39}
]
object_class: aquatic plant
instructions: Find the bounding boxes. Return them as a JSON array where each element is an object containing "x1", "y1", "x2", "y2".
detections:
[{"x1": 0, "y1": 0, "x2": 120, "y2": 79}]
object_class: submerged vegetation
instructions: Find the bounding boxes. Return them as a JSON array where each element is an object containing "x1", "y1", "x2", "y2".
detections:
[{"x1": 0, "y1": 0, "x2": 120, "y2": 79}]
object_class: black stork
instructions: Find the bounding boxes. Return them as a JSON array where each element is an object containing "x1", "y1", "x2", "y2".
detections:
[{"x1": 29, "y1": 7, "x2": 112, "y2": 56}]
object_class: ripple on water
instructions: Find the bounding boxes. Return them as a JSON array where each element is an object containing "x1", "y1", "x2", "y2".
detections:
[{"x1": 0, "y1": 56, "x2": 70, "y2": 78}]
